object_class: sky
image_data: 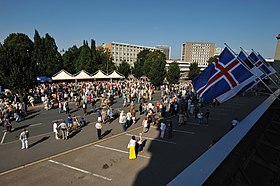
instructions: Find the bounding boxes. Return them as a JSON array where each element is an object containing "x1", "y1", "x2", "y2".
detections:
[{"x1": 1, "y1": 0, "x2": 280, "y2": 59}]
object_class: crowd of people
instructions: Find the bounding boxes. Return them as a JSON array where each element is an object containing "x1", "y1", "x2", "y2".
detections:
[{"x1": 1, "y1": 78, "x2": 228, "y2": 160}]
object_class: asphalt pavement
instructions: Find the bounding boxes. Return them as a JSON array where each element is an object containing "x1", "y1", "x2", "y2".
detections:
[{"x1": 0, "y1": 92, "x2": 269, "y2": 185}]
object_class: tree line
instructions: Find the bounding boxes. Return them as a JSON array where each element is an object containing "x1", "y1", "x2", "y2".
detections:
[{"x1": 0, "y1": 30, "x2": 182, "y2": 95}]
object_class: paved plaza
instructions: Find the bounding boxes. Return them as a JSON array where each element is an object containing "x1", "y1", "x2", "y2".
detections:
[{"x1": 0, "y1": 92, "x2": 269, "y2": 185}]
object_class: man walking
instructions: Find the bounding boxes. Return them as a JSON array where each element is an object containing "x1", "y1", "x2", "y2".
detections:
[
  {"x1": 58, "y1": 121, "x2": 68, "y2": 140},
  {"x1": 160, "y1": 121, "x2": 166, "y2": 138},
  {"x1": 204, "y1": 109, "x2": 210, "y2": 124},
  {"x1": 19, "y1": 128, "x2": 29, "y2": 149},
  {"x1": 95, "y1": 121, "x2": 102, "y2": 139}
]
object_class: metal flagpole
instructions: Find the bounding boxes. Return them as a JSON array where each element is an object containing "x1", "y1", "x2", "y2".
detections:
[
  {"x1": 241, "y1": 47, "x2": 280, "y2": 89},
  {"x1": 224, "y1": 43, "x2": 278, "y2": 100},
  {"x1": 236, "y1": 46, "x2": 280, "y2": 100},
  {"x1": 254, "y1": 50, "x2": 280, "y2": 82}
]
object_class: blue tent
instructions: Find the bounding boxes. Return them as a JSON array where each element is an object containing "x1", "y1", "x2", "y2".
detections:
[{"x1": 36, "y1": 76, "x2": 53, "y2": 83}]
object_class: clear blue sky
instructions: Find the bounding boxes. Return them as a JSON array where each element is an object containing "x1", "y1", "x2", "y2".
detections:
[{"x1": 1, "y1": 0, "x2": 280, "y2": 59}]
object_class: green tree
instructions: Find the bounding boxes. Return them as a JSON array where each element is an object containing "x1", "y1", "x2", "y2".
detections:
[
  {"x1": 132, "y1": 49, "x2": 151, "y2": 77},
  {"x1": 91, "y1": 39, "x2": 97, "y2": 64},
  {"x1": 96, "y1": 48, "x2": 115, "y2": 74},
  {"x1": 32, "y1": 29, "x2": 43, "y2": 75},
  {"x1": 188, "y1": 62, "x2": 200, "y2": 80},
  {"x1": 62, "y1": 45, "x2": 80, "y2": 74},
  {"x1": 166, "y1": 62, "x2": 180, "y2": 84},
  {"x1": 0, "y1": 33, "x2": 35, "y2": 95},
  {"x1": 132, "y1": 59, "x2": 144, "y2": 78},
  {"x1": 42, "y1": 33, "x2": 63, "y2": 76},
  {"x1": 117, "y1": 61, "x2": 131, "y2": 78},
  {"x1": 76, "y1": 40, "x2": 93, "y2": 73},
  {"x1": 144, "y1": 50, "x2": 166, "y2": 87},
  {"x1": 207, "y1": 55, "x2": 218, "y2": 65}
]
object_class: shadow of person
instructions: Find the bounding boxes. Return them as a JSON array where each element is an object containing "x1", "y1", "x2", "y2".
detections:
[
  {"x1": 100, "y1": 129, "x2": 113, "y2": 139},
  {"x1": 29, "y1": 136, "x2": 50, "y2": 148}
]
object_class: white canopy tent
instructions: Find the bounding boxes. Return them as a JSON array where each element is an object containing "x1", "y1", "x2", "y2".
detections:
[
  {"x1": 107, "y1": 70, "x2": 125, "y2": 79},
  {"x1": 73, "y1": 70, "x2": 92, "y2": 80},
  {"x1": 52, "y1": 69, "x2": 74, "y2": 80},
  {"x1": 91, "y1": 70, "x2": 108, "y2": 79}
]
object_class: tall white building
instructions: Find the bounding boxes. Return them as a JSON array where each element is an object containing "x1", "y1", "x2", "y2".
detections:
[{"x1": 98, "y1": 42, "x2": 163, "y2": 67}]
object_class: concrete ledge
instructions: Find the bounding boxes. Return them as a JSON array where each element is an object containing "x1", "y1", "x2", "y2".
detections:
[{"x1": 168, "y1": 89, "x2": 280, "y2": 186}]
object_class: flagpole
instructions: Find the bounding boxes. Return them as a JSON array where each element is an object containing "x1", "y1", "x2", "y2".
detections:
[
  {"x1": 241, "y1": 47, "x2": 280, "y2": 89},
  {"x1": 224, "y1": 43, "x2": 277, "y2": 99},
  {"x1": 254, "y1": 50, "x2": 280, "y2": 81},
  {"x1": 237, "y1": 46, "x2": 280, "y2": 100}
]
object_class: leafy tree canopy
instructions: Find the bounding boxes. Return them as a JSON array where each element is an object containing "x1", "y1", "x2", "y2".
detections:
[
  {"x1": 207, "y1": 55, "x2": 218, "y2": 65},
  {"x1": 144, "y1": 50, "x2": 166, "y2": 86},
  {"x1": 0, "y1": 33, "x2": 35, "y2": 95},
  {"x1": 166, "y1": 62, "x2": 180, "y2": 84},
  {"x1": 117, "y1": 61, "x2": 131, "y2": 78},
  {"x1": 189, "y1": 62, "x2": 200, "y2": 80}
]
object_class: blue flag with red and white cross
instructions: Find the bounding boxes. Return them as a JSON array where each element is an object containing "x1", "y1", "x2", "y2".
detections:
[
  {"x1": 249, "y1": 52, "x2": 272, "y2": 76},
  {"x1": 192, "y1": 47, "x2": 254, "y2": 103},
  {"x1": 257, "y1": 53, "x2": 276, "y2": 76}
]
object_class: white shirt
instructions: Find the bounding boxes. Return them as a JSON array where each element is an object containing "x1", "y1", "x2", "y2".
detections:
[
  {"x1": 53, "y1": 123, "x2": 58, "y2": 132},
  {"x1": 160, "y1": 122, "x2": 166, "y2": 131},
  {"x1": 232, "y1": 119, "x2": 239, "y2": 127},
  {"x1": 95, "y1": 122, "x2": 102, "y2": 129},
  {"x1": 127, "y1": 139, "x2": 136, "y2": 147}
]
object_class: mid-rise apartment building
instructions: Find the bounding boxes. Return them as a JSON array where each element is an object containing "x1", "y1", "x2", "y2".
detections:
[
  {"x1": 99, "y1": 42, "x2": 164, "y2": 66},
  {"x1": 155, "y1": 45, "x2": 171, "y2": 59},
  {"x1": 181, "y1": 42, "x2": 215, "y2": 66}
]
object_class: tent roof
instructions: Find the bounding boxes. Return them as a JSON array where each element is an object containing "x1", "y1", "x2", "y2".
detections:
[
  {"x1": 73, "y1": 70, "x2": 92, "y2": 79},
  {"x1": 107, "y1": 70, "x2": 125, "y2": 79},
  {"x1": 91, "y1": 70, "x2": 108, "y2": 79},
  {"x1": 128, "y1": 74, "x2": 136, "y2": 79},
  {"x1": 52, "y1": 69, "x2": 74, "y2": 80}
]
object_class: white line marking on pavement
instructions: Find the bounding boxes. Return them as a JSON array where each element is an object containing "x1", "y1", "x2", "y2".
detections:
[
  {"x1": 1, "y1": 132, "x2": 7, "y2": 144},
  {"x1": 29, "y1": 123, "x2": 43, "y2": 127},
  {"x1": 95, "y1": 144, "x2": 151, "y2": 159},
  {"x1": 150, "y1": 126, "x2": 195, "y2": 135},
  {"x1": 125, "y1": 133, "x2": 177, "y2": 144},
  {"x1": 173, "y1": 129, "x2": 195, "y2": 134},
  {"x1": 48, "y1": 160, "x2": 112, "y2": 181}
]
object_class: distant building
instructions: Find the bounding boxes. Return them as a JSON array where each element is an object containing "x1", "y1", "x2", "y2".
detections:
[
  {"x1": 214, "y1": 47, "x2": 223, "y2": 56},
  {"x1": 166, "y1": 59, "x2": 207, "y2": 80},
  {"x1": 98, "y1": 42, "x2": 163, "y2": 67},
  {"x1": 181, "y1": 42, "x2": 216, "y2": 66},
  {"x1": 273, "y1": 34, "x2": 280, "y2": 73},
  {"x1": 155, "y1": 45, "x2": 171, "y2": 59}
]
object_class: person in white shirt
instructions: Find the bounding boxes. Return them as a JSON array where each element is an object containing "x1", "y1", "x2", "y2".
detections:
[
  {"x1": 95, "y1": 122, "x2": 102, "y2": 139},
  {"x1": 231, "y1": 118, "x2": 239, "y2": 129},
  {"x1": 160, "y1": 121, "x2": 166, "y2": 138},
  {"x1": 19, "y1": 128, "x2": 29, "y2": 149},
  {"x1": 53, "y1": 122, "x2": 59, "y2": 140}
]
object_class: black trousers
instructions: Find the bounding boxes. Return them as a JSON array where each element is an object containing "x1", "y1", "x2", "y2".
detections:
[{"x1": 97, "y1": 129, "x2": 101, "y2": 139}]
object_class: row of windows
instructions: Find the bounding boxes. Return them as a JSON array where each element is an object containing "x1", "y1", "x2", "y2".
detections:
[
  {"x1": 192, "y1": 55, "x2": 209, "y2": 59},
  {"x1": 113, "y1": 57, "x2": 137, "y2": 62},
  {"x1": 192, "y1": 59, "x2": 208, "y2": 63},
  {"x1": 112, "y1": 52, "x2": 137, "y2": 56},
  {"x1": 192, "y1": 51, "x2": 210, "y2": 55},
  {"x1": 191, "y1": 43, "x2": 211, "y2": 46}
]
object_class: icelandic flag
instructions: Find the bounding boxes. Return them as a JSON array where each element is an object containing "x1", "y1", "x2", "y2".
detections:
[
  {"x1": 192, "y1": 47, "x2": 254, "y2": 103},
  {"x1": 235, "y1": 51, "x2": 262, "y2": 94},
  {"x1": 257, "y1": 53, "x2": 276, "y2": 76},
  {"x1": 249, "y1": 52, "x2": 272, "y2": 76}
]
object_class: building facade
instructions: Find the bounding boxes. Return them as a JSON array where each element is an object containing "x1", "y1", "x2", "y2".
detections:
[
  {"x1": 181, "y1": 42, "x2": 216, "y2": 66},
  {"x1": 99, "y1": 42, "x2": 164, "y2": 67},
  {"x1": 166, "y1": 59, "x2": 207, "y2": 80},
  {"x1": 155, "y1": 45, "x2": 171, "y2": 59}
]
